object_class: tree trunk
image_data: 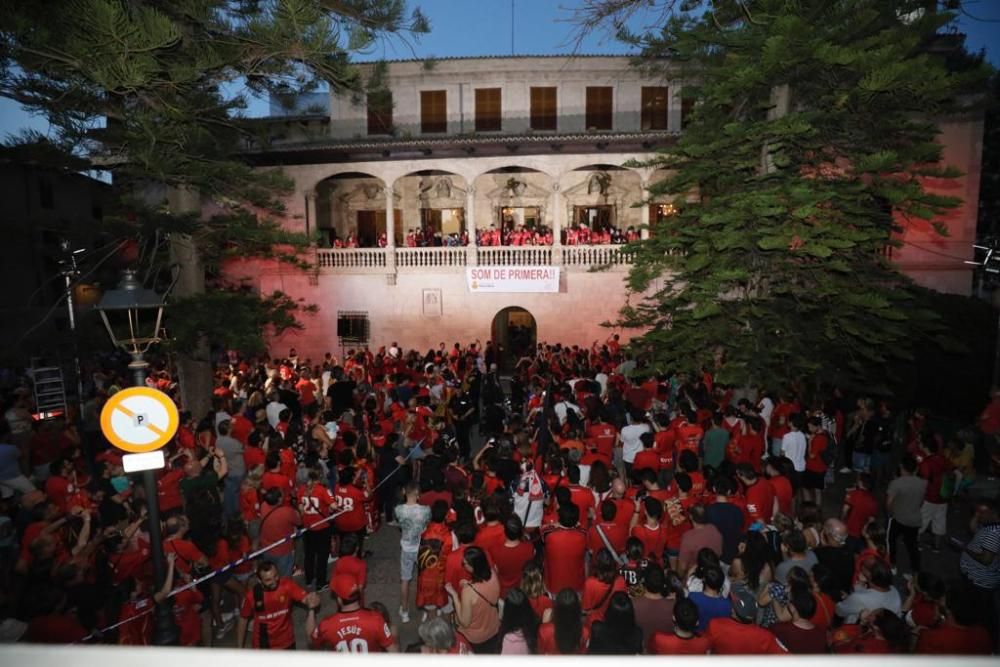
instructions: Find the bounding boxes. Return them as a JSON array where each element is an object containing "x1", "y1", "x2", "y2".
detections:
[{"x1": 167, "y1": 186, "x2": 213, "y2": 419}]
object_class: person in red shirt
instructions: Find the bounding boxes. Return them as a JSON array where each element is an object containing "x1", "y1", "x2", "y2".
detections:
[
  {"x1": 706, "y1": 590, "x2": 787, "y2": 654},
  {"x1": 237, "y1": 560, "x2": 318, "y2": 649},
  {"x1": 648, "y1": 598, "x2": 711, "y2": 655},
  {"x1": 261, "y1": 451, "x2": 292, "y2": 496},
  {"x1": 43, "y1": 458, "x2": 77, "y2": 513},
  {"x1": 333, "y1": 466, "x2": 370, "y2": 555},
  {"x1": 473, "y1": 497, "x2": 506, "y2": 552},
  {"x1": 915, "y1": 584, "x2": 993, "y2": 655},
  {"x1": 585, "y1": 419, "x2": 619, "y2": 462},
  {"x1": 162, "y1": 515, "x2": 209, "y2": 575},
  {"x1": 543, "y1": 503, "x2": 588, "y2": 594},
  {"x1": 258, "y1": 487, "x2": 301, "y2": 576},
  {"x1": 630, "y1": 497, "x2": 669, "y2": 563},
  {"x1": 674, "y1": 412, "x2": 704, "y2": 458},
  {"x1": 295, "y1": 370, "x2": 318, "y2": 407},
  {"x1": 581, "y1": 549, "x2": 626, "y2": 625},
  {"x1": 297, "y1": 469, "x2": 335, "y2": 590},
  {"x1": 802, "y1": 416, "x2": 830, "y2": 506},
  {"x1": 116, "y1": 553, "x2": 177, "y2": 645},
  {"x1": 566, "y1": 466, "x2": 596, "y2": 527},
  {"x1": 537, "y1": 589, "x2": 591, "y2": 654},
  {"x1": 830, "y1": 609, "x2": 910, "y2": 654},
  {"x1": 588, "y1": 500, "x2": 629, "y2": 559},
  {"x1": 230, "y1": 407, "x2": 254, "y2": 446},
  {"x1": 737, "y1": 464, "x2": 775, "y2": 528},
  {"x1": 917, "y1": 440, "x2": 951, "y2": 552},
  {"x1": 490, "y1": 516, "x2": 535, "y2": 596},
  {"x1": 768, "y1": 394, "x2": 797, "y2": 457},
  {"x1": 765, "y1": 458, "x2": 794, "y2": 517},
  {"x1": 330, "y1": 532, "x2": 368, "y2": 592},
  {"x1": 308, "y1": 574, "x2": 397, "y2": 652},
  {"x1": 841, "y1": 473, "x2": 878, "y2": 551},
  {"x1": 632, "y1": 432, "x2": 661, "y2": 478}
]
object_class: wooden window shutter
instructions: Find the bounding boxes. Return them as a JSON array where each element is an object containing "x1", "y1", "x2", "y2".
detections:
[
  {"x1": 585, "y1": 86, "x2": 613, "y2": 130},
  {"x1": 530, "y1": 87, "x2": 557, "y2": 131},
  {"x1": 421, "y1": 90, "x2": 447, "y2": 133},
  {"x1": 475, "y1": 88, "x2": 502, "y2": 132}
]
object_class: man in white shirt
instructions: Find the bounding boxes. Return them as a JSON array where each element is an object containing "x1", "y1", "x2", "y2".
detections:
[
  {"x1": 834, "y1": 559, "x2": 901, "y2": 623},
  {"x1": 781, "y1": 415, "x2": 807, "y2": 473},
  {"x1": 620, "y1": 409, "x2": 652, "y2": 476},
  {"x1": 265, "y1": 392, "x2": 288, "y2": 429},
  {"x1": 757, "y1": 392, "x2": 775, "y2": 435}
]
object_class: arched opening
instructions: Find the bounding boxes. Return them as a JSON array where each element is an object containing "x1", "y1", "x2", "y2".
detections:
[
  {"x1": 314, "y1": 171, "x2": 393, "y2": 247},
  {"x1": 491, "y1": 307, "x2": 537, "y2": 372},
  {"x1": 473, "y1": 166, "x2": 552, "y2": 246},
  {"x1": 392, "y1": 170, "x2": 470, "y2": 246},
  {"x1": 562, "y1": 164, "x2": 643, "y2": 244}
]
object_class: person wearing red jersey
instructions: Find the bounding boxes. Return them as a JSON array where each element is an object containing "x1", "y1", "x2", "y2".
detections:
[
  {"x1": 915, "y1": 584, "x2": 993, "y2": 655},
  {"x1": 418, "y1": 503, "x2": 457, "y2": 612},
  {"x1": 706, "y1": 589, "x2": 787, "y2": 654},
  {"x1": 236, "y1": 560, "x2": 319, "y2": 649},
  {"x1": 297, "y1": 468, "x2": 335, "y2": 590},
  {"x1": 632, "y1": 432, "x2": 661, "y2": 478},
  {"x1": 842, "y1": 472, "x2": 878, "y2": 552},
  {"x1": 566, "y1": 465, "x2": 595, "y2": 527},
  {"x1": 607, "y1": 478, "x2": 635, "y2": 531},
  {"x1": 581, "y1": 549, "x2": 626, "y2": 626},
  {"x1": 308, "y1": 574, "x2": 397, "y2": 652},
  {"x1": 674, "y1": 410, "x2": 704, "y2": 459},
  {"x1": 543, "y1": 503, "x2": 588, "y2": 594},
  {"x1": 537, "y1": 589, "x2": 591, "y2": 654},
  {"x1": 333, "y1": 465, "x2": 370, "y2": 555},
  {"x1": 585, "y1": 418, "x2": 619, "y2": 462},
  {"x1": 630, "y1": 496, "x2": 668, "y2": 563},
  {"x1": 117, "y1": 552, "x2": 177, "y2": 645},
  {"x1": 445, "y1": 521, "x2": 479, "y2": 594},
  {"x1": 258, "y1": 487, "x2": 301, "y2": 576},
  {"x1": 261, "y1": 451, "x2": 292, "y2": 496},
  {"x1": 162, "y1": 514, "x2": 209, "y2": 576},
  {"x1": 737, "y1": 463, "x2": 775, "y2": 528},
  {"x1": 490, "y1": 516, "x2": 535, "y2": 596},
  {"x1": 829, "y1": 609, "x2": 910, "y2": 654},
  {"x1": 802, "y1": 415, "x2": 830, "y2": 506},
  {"x1": 648, "y1": 598, "x2": 711, "y2": 655},
  {"x1": 43, "y1": 458, "x2": 77, "y2": 513},
  {"x1": 917, "y1": 439, "x2": 951, "y2": 553},
  {"x1": 330, "y1": 532, "x2": 368, "y2": 593},
  {"x1": 765, "y1": 458, "x2": 794, "y2": 517},
  {"x1": 473, "y1": 496, "x2": 506, "y2": 553},
  {"x1": 588, "y1": 500, "x2": 629, "y2": 559}
]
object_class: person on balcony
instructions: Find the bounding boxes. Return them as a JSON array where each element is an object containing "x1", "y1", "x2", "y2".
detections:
[{"x1": 377, "y1": 233, "x2": 387, "y2": 248}]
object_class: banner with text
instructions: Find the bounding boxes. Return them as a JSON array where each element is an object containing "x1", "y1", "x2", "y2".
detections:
[{"x1": 466, "y1": 266, "x2": 560, "y2": 293}]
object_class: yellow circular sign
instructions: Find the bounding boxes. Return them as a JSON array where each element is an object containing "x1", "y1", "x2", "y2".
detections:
[{"x1": 100, "y1": 387, "x2": 179, "y2": 453}]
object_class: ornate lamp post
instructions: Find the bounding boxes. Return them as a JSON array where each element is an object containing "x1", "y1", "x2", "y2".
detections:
[{"x1": 95, "y1": 270, "x2": 179, "y2": 645}]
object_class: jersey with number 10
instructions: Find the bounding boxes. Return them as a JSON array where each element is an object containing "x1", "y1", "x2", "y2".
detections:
[{"x1": 311, "y1": 609, "x2": 394, "y2": 652}]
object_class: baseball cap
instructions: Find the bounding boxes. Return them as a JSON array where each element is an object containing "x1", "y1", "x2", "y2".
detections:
[
  {"x1": 331, "y1": 574, "x2": 360, "y2": 601},
  {"x1": 731, "y1": 588, "x2": 758, "y2": 622}
]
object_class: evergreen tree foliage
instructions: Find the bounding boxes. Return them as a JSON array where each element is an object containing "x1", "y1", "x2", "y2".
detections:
[
  {"x1": 598, "y1": 0, "x2": 990, "y2": 391},
  {"x1": 0, "y1": 0, "x2": 427, "y2": 359}
]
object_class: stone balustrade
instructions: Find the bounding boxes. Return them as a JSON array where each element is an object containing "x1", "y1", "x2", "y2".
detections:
[{"x1": 314, "y1": 245, "x2": 636, "y2": 274}]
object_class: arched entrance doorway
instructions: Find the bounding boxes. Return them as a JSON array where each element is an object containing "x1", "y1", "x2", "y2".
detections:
[{"x1": 491, "y1": 307, "x2": 536, "y2": 372}]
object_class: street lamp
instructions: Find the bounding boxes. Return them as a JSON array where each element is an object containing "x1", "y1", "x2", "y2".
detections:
[{"x1": 95, "y1": 270, "x2": 178, "y2": 646}]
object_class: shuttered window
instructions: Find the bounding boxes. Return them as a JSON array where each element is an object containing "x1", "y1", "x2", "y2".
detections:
[
  {"x1": 641, "y1": 86, "x2": 669, "y2": 130},
  {"x1": 475, "y1": 88, "x2": 502, "y2": 132},
  {"x1": 585, "y1": 86, "x2": 613, "y2": 130},
  {"x1": 366, "y1": 91, "x2": 393, "y2": 135},
  {"x1": 421, "y1": 90, "x2": 447, "y2": 134},
  {"x1": 530, "y1": 86, "x2": 557, "y2": 131}
]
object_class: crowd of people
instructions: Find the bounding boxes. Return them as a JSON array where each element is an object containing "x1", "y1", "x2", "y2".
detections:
[
  {"x1": 0, "y1": 337, "x2": 998, "y2": 655},
  {"x1": 326, "y1": 222, "x2": 644, "y2": 249}
]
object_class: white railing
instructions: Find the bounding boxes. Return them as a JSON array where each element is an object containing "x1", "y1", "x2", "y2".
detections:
[
  {"x1": 477, "y1": 246, "x2": 553, "y2": 266},
  {"x1": 315, "y1": 248, "x2": 386, "y2": 271},
  {"x1": 562, "y1": 244, "x2": 634, "y2": 267},
  {"x1": 396, "y1": 247, "x2": 468, "y2": 270},
  {"x1": 315, "y1": 245, "x2": 636, "y2": 273}
]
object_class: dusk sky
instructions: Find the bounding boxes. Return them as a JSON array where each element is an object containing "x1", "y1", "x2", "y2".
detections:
[{"x1": 1, "y1": 0, "x2": 998, "y2": 135}]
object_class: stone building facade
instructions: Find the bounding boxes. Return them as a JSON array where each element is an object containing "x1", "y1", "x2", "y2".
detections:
[{"x1": 231, "y1": 55, "x2": 983, "y2": 363}]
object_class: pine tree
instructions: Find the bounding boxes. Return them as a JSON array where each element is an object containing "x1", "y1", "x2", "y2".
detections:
[
  {"x1": 588, "y1": 0, "x2": 990, "y2": 392},
  {"x1": 0, "y1": 0, "x2": 427, "y2": 412}
]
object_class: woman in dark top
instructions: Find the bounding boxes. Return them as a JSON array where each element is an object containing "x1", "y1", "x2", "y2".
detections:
[{"x1": 588, "y1": 592, "x2": 644, "y2": 654}]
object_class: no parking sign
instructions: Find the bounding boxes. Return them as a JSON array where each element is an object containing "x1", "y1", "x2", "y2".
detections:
[{"x1": 100, "y1": 387, "x2": 179, "y2": 471}]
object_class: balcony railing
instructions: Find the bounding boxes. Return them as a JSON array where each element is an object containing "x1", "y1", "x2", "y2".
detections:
[{"x1": 314, "y1": 245, "x2": 634, "y2": 274}]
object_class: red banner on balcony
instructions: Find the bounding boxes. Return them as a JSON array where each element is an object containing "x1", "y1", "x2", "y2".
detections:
[{"x1": 466, "y1": 266, "x2": 559, "y2": 293}]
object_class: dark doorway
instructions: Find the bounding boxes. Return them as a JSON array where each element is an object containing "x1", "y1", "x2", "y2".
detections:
[{"x1": 491, "y1": 307, "x2": 537, "y2": 372}]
